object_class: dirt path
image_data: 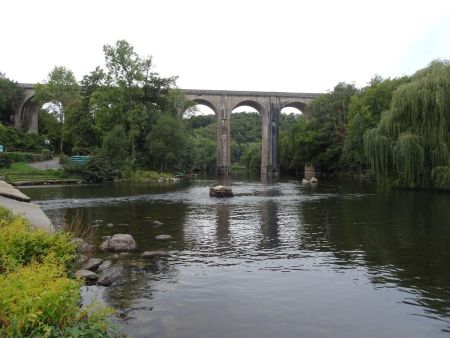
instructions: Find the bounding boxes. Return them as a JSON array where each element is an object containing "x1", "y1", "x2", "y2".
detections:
[{"x1": 29, "y1": 157, "x2": 62, "y2": 170}]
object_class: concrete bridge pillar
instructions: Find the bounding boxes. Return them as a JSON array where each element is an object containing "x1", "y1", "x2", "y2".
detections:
[
  {"x1": 216, "y1": 95, "x2": 231, "y2": 175},
  {"x1": 261, "y1": 97, "x2": 280, "y2": 175}
]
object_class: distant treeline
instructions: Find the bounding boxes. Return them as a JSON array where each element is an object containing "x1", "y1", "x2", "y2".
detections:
[{"x1": 1, "y1": 42, "x2": 449, "y2": 189}]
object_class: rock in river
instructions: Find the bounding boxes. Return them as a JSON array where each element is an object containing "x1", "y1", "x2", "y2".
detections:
[
  {"x1": 97, "y1": 260, "x2": 112, "y2": 272},
  {"x1": 100, "y1": 234, "x2": 136, "y2": 252},
  {"x1": 76, "y1": 269, "x2": 98, "y2": 284},
  {"x1": 155, "y1": 234, "x2": 172, "y2": 240},
  {"x1": 142, "y1": 250, "x2": 170, "y2": 258},
  {"x1": 72, "y1": 238, "x2": 94, "y2": 254},
  {"x1": 97, "y1": 266, "x2": 123, "y2": 287},
  {"x1": 82, "y1": 258, "x2": 103, "y2": 271},
  {"x1": 209, "y1": 185, "x2": 234, "y2": 197}
]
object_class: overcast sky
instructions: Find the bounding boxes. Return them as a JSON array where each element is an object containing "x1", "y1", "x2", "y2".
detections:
[{"x1": 1, "y1": 0, "x2": 449, "y2": 94}]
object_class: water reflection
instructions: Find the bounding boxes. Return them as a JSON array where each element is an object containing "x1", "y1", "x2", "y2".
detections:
[
  {"x1": 23, "y1": 178, "x2": 450, "y2": 337},
  {"x1": 215, "y1": 203, "x2": 231, "y2": 245}
]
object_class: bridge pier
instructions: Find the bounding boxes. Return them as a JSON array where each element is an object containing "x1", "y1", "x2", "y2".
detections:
[
  {"x1": 216, "y1": 95, "x2": 231, "y2": 176},
  {"x1": 261, "y1": 97, "x2": 280, "y2": 175}
]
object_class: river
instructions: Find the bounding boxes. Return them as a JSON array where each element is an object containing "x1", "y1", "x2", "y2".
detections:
[{"x1": 22, "y1": 175, "x2": 450, "y2": 338}]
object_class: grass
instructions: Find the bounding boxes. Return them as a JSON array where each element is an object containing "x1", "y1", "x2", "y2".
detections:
[{"x1": 0, "y1": 162, "x2": 81, "y2": 185}]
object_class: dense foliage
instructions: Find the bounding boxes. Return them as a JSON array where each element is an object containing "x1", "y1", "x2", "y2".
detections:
[
  {"x1": 364, "y1": 61, "x2": 450, "y2": 189},
  {"x1": 0, "y1": 73, "x2": 23, "y2": 125},
  {"x1": 0, "y1": 208, "x2": 116, "y2": 337}
]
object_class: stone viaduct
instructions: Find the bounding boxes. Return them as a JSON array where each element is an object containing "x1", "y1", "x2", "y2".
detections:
[{"x1": 14, "y1": 84, "x2": 320, "y2": 175}]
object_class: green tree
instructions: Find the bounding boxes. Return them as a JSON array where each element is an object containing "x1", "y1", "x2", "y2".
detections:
[
  {"x1": 280, "y1": 83, "x2": 358, "y2": 173},
  {"x1": 364, "y1": 60, "x2": 450, "y2": 189},
  {"x1": 146, "y1": 114, "x2": 187, "y2": 172},
  {"x1": 341, "y1": 75, "x2": 410, "y2": 173},
  {"x1": 62, "y1": 68, "x2": 106, "y2": 155},
  {"x1": 0, "y1": 73, "x2": 24, "y2": 125},
  {"x1": 102, "y1": 40, "x2": 176, "y2": 165},
  {"x1": 101, "y1": 124, "x2": 128, "y2": 169},
  {"x1": 34, "y1": 66, "x2": 80, "y2": 154}
]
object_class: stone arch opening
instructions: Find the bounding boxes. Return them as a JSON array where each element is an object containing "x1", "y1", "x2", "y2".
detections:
[
  {"x1": 183, "y1": 99, "x2": 218, "y2": 172},
  {"x1": 232, "y1": 100, "x2": 264, "y2": 114},
  {"x1": 184, "y1": 98, "x2": 218, "y2": 117},
  {"x1": 282, "y1": 101, "x2": 306, "y2": 115},
  {"x1": 230, "y1": 100, "x2": 264, "y2": 170}
]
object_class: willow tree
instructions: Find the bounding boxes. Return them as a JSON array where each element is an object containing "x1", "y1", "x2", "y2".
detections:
[{"x1": 364, "y1": 60, "x2": 450, "y2": 189}]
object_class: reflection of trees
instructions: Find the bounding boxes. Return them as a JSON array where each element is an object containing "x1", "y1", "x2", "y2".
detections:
[
  {"x1": 298, "y1": 190, "x2": 450, "y2": 319},
  {"x1": 258, "y1": 199, "x2": 280, "y2": 249}
]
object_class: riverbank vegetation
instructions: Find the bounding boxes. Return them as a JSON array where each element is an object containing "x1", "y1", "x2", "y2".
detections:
[
  {"x1": 1, "y1": 42, "x2": 449, "y2": 190},
  {"x1": 0, "y1": 162, "x2": 81, "y2": 185},
  {"x1": 0, "y1": 207, "x2": 117, "y2": 337}
]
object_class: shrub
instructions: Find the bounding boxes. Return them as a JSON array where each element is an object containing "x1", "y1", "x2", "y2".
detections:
[
  {"x1": 0, "y1": 154, "x2": 11, "y2": 168},
  {"x1": 0, "y1": 260, "x2": 81, "y2": 336},
  {"x1": 0, "y1": 208, "x2": 76, "y2": 273},
  {"x1": 0, "y1": 207, "x2": 120, "y2": 337},
  {"x1": 81, "y1": 156, "x2": 119, "y2": 183},
  {"x1": 432, "y1": 166, "x2": 450, "y2": 190},
  {"x1": 41, "y1": 149, "x2": 53, "y2": 161},
  {"x1": 131, "y1": 170, "x2": 172, "y2": 181}
]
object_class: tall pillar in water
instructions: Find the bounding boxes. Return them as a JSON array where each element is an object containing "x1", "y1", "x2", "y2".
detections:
[
  {"x1": 216, "y1": 95, "x2": 231, "y2": 176},
  {"x1": 261, "y1": 97, "x2": 280, "y2": 175}
]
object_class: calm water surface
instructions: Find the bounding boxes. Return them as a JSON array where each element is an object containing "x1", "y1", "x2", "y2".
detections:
[{"x1": 23, "y1": 176, "x2": 450, "y2": 338}]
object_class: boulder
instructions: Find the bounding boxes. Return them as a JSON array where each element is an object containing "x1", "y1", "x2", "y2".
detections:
[
  {"x1": 100, "y1": 234, "x2": 136, "y2": 252},
  {"x1": 310, "y1": 177, "x2": 318, "y2": 183},
  {"x1": 76, "y1": 254, "x2": 88, "y2": 265},
  {"x1": 0, "y1": 180, "x2": 31, "y2": 202},
  {"x1": 153, "y1": 220, "x2": 163, "y2": 226},
  {"x1": 141, "y1": 250, "x2": 170, "y2": 258},
  {"x1": 72, "y1": 238, "x2": 94, "y2": 254},
  {"x1": 302, "y1": 179, "x2": 309, "y2": 184},
  {"x1": 108, "y1": 253, "x2": 120, "y2": 260},
  {"x1": 107, "y1": 223, "x2": 114, "y2": 228},
  {"x1": 209, "y1": 185, "x2": 233, "y2": 197},
  {"x1": 155, "y1": 234, "x2": 172, "y2": 240},
  {"x1": 76, "y1": 269, "x2": 98, "y2": 284},
  {"x1": 97, "y1": 260, "x2": 112, "y2": 272},
  {"x1": 97, "y1": 266, "x2": 123, "y2": 287},
  {"x1": 82, "y1": 258, "x2": 103, "y2": 271},
  {"x1": 0, "y1": 196, "x2": 54, "y2": 233}
]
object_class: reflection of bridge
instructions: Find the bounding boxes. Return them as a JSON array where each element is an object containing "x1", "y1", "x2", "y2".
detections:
[{"x1": 15, "y1": 84, "x2": 320, "y2": 174}]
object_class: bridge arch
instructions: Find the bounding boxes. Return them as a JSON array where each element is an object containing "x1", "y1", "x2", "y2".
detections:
[
  {"x1": 189, "y1": 98, "x2": 218, "y2": 115},
  {"x1": 232, "y1": 100, "x2": 265, "y2": 115},
  {"x1": 16, "y1": 93, "x2": 38, "y2": 133}
]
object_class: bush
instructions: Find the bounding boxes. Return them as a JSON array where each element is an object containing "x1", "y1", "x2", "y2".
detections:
[
  {"x1": 130, "y1": 170, "x2": 172, "y2": 181},
  {"x1": 0, "y1": 209, "x2": 76, "y2": 272},
  {"x1": 0, "y1": 154, "x2": 11, "y2": 169},
  {"x1": 0, "y1": 207, "x2": 118, "y2": 337},
  {"x1": 432, "y1": 166, "x2": 450, "y2": 190},
  {"x1": 81, "y1": 156, "x2": 119, "y2": 183},
  {"x1": 0, "y1": 152, "x2": 48, "y2": 164},
  {"x1": 41, "y1": 149, "x2": 53, "y2": 161}
]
